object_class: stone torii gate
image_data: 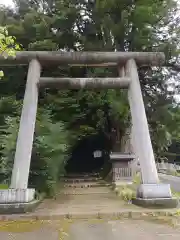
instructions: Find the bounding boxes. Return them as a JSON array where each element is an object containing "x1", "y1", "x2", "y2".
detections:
[{"x1": 0, "y1": 51, "x2": 177, "y2": 207}]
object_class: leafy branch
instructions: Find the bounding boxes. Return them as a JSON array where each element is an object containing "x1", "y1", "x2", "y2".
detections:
[{"x1": 0, "y1": 26, "x2": 21, "y2": 78}]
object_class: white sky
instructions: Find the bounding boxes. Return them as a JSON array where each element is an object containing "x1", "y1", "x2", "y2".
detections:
[
  {"x1": 1, "y1": 0, "x2": 180, "y2": 7},
  {"x1": 0, "y1": 0, "x2": 14, "y2": 7}
]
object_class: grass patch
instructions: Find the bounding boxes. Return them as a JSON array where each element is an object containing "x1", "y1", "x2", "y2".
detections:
[
  {"x1": 0, "y1": 220, "x2": 47, "y2": 232},
  {"x1": 113, "y1": 173, "x2": 141, "y2": 202},
  {"x1": 118, "y1": 185, "x2": 136, "y2": 201},
  {"x1": 133, "y1": 172, "x2": 142, "y2": 185},
  {"x1": 0, "y1": 184, "x2": 8, "y2": 189},
  {"x1": 171, "y1": 188, "x2": 180, "y2": 199}
]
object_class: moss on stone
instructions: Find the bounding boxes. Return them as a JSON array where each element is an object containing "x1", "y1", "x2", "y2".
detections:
[{"x1": 0, "y1": 220, "x2": 47, "y2": 232}]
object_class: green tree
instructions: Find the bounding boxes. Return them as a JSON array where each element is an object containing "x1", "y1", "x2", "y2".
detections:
[{"x1": 0, "y1": 26, "x2": 20, "y2": 77}]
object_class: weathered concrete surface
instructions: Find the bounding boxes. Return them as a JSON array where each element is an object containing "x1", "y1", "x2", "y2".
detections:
[
  {"x1": 66, "y1": 220, "x2": 180, "y2": 240},
  {"x1": 1, "y1": 219, "x2": 180, "y2": 240},
  {"x1": 160, "y1": 173, "x2": 180, "y2": 192},
  {"x1": 28, "y1": 190, "x2": 137, "y2": 218},
  {"x1": 0, "y1": 226, "x2": 59, "y2": 240},
  {"x1": 132, "y1": 197, "x2": 178, "y2": 209},
  {"x1": 0, "y1": 178, "x2": 180, "y2": 239},
  {"x1": 0, "y1": 177, "x2": 179, "y2": 221}
]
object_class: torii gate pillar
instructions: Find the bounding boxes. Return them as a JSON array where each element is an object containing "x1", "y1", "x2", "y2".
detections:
[{"x1": 124, "y1": 59, "x2": 177, "y2": 207}]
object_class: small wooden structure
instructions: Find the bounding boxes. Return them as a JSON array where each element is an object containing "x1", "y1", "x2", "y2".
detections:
[{"x1": 110, "y1": 153, "x2": 135, "y2": 183}]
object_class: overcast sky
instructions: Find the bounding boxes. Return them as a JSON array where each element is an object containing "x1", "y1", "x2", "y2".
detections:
[
  {"x1": 1, "y1": 0, "x2": 180, "y2": 8},
  {"x1": 0, "y1": 0, "x2": 14, "y2": 7},
  {"x1": 1, "y1": 0, "x2": 180, "y2": 6}
]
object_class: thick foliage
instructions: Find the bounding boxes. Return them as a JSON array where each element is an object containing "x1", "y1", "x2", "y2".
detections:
[
  {"x1": 0, "y1": 26, "x2": 21, "y2": 77},
  {"x1": 0, "y1": 105, "x2": 71, "y2": 196},
  {"x1": 31, "y1": 109, "x2": 71, "y2": 196}
]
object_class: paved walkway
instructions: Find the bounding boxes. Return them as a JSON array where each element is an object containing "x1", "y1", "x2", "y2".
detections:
[
  {"x1": 1, "y1": 174, "x2": 179, "y2": 221},
  {"x1": 27, "y1": 176, "x2": 137, "y2": 217},
  {"x1": 1, "y1": 174, "x2": 180, "y2": 239},
  {"x1": 0, "y1": 219, "x2": 180, "y2": 239},
  {"x1": 66, "y1": 220, "x2": 180, "y2": 240},
  {"x1": 31, "y1": 188, "x2": 136, "y2": 217}
]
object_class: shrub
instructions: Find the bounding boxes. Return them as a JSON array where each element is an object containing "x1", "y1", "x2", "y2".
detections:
[
  {"x1": 118, "y1": 185, "x2": 136, "y2": 202},
  {"x1": 0, "y1": 109, "x2": 72, "y2": 197},
  {"x1": 30, "y1": 110, "x2": 72, "y2": 197},
  {"x1": 133, "y1": 172, "x2": 142, "y2": 185},
  {"x1": 0, "y1": 116, "x2": 19, "y2": 184}
]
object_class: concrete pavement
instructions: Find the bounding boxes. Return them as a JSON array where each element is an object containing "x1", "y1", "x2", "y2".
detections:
[
  {"x1": 159, "y1": 173, "x2": 180, "y2": 192},
  {"x1": 0, "y1": 173, "x2": 180, "y2": 239},
  {"x1": 0, "y1": 219, "x2": 180, "y2": 239},
  {"x1": 66, "y1": 220, "x2": 180, "y2": 240}
]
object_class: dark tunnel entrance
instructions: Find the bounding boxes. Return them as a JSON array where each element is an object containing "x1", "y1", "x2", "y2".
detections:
[{"x1": 65, "y1": 133, "x2": 110, "y2": 174}]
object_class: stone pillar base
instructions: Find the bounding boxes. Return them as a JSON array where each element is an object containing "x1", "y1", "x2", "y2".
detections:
[
  {"x1": 0, "y1": 188, "x2": 35, "y2": 204},
  {"x1": 133, "y1": 184, "x2": 178, "y2": 208},
  {"x1": 132, "y1": 198, "x2": 178, "y2": 209},
  {"x1": 137, "y1": 183, "x2": 172, "y2": 199}
]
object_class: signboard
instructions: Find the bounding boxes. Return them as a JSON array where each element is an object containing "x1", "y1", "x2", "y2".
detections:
[{"x1": 93, "y1": 150, "x2": 102, "y2": 158}]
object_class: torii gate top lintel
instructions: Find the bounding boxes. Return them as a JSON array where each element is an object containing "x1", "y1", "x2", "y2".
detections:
[{"x1": 0, "y1": 51, "x2": 165, "y2": 66}]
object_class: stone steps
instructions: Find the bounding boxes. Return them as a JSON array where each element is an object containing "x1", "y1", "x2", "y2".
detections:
[
  {"x1": 62, "y1": 186, "x2": 113, "y2": 195},
  {"x1": 63, "y1": 173, "x2": 100, "y2": 179},
  {"x1": 63, "y1": 181, "x2": 110, "y2": 188},
  {"x1": 62, "y1": 177, "x2": 101, "y2": 183},
  {"x1": 35, "y1": 191, "x2": 121, "y2": 214},
  {"x1": 27, "y1": 173, "x2": 130, "y2": 219},
  {"x1": 61, "y1": 173, "x2": 112, "y2": 195}
]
